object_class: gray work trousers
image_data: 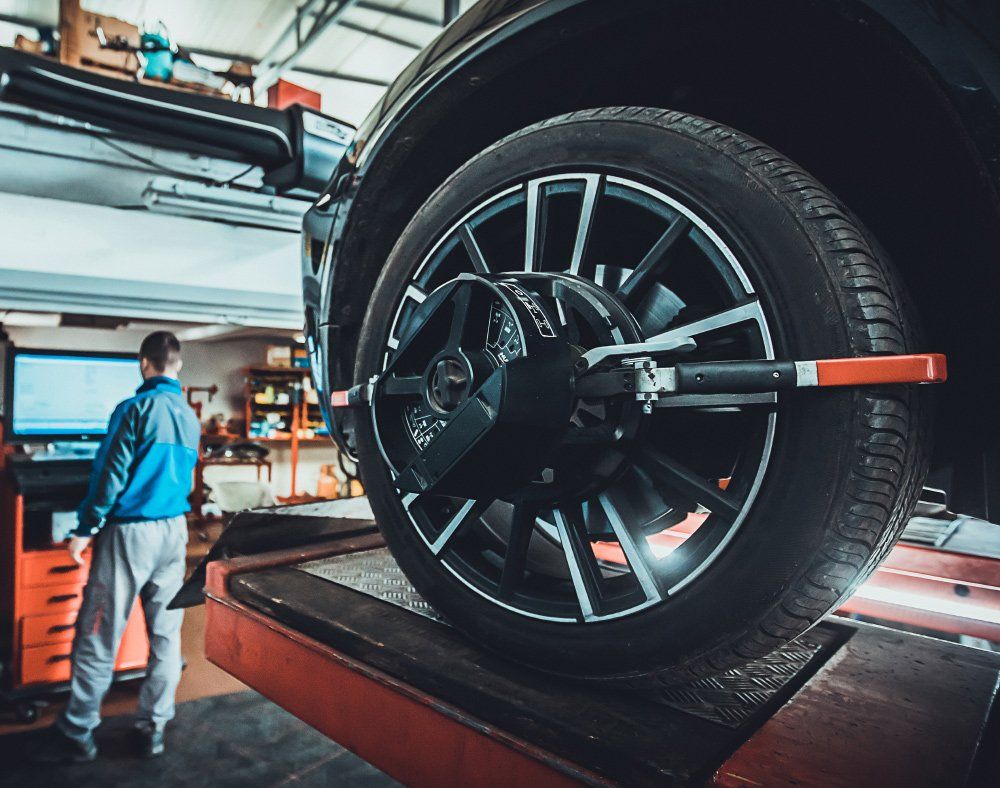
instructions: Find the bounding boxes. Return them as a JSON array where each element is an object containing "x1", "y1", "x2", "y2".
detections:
[{"x1": 58, "y1": 516, "x2": 187, "y2": 742}]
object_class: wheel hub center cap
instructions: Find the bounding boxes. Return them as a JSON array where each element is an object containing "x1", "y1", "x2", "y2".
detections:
[
  {"x1": 370, "y1": 272, "x2": 644, "y2": 501},
  {"x1": 429, "y1": 357, "x2": 469, "y2": 412}
]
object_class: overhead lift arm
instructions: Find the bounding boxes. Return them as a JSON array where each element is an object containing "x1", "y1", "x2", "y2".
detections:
[{"x1": 0, "y1": 47, "x2": 354, "y2": 194}]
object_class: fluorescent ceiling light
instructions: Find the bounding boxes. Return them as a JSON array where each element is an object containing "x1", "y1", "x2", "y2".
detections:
[
  {"x1": 0, "y1": 310, "x2": 61, "y2": 327},
  {"x1": 175, "y1": 324, "x2": 249, "y2": 342},
  {"x1": 142, "y1": 177, "x2": 307, "y2": 232}
]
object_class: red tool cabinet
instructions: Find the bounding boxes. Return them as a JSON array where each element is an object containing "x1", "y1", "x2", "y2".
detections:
[{"x1": 1, "y1": 441, "x2": 148, "y2": 697}]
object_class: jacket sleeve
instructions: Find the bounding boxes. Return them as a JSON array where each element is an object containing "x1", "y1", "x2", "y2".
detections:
[{"x1": 74, "y1": 402, "x2": 139, "y2": 536}]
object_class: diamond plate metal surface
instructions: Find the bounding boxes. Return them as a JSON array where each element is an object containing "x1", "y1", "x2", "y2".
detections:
[
  {"x1": 646, "y1": 637, "x2": 827, "y2": 726},
  {"x1": 297, "y1": 547, "x2": 832, "y2": 728},
  {"x1": 299, "y1": 548, "x2": 445, "y2": 622}
]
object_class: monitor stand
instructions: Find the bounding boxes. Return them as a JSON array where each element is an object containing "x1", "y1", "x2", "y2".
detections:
[{"x1": 29, "y1": 442, "x2": 99, "y2": 462}]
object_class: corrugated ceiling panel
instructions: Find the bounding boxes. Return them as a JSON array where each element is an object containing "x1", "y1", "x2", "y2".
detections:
[{"x1": 297, "y1": 24, "x2": 422, "y2": 77}]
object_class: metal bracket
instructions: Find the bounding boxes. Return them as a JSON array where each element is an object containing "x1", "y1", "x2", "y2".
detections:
[
  {"x1": 575, "y1": 336, "x2": 696, "y2": 374},
  {"x1": 573, "y1": 353, "x2": 948, "y2": 411},
  {"x1": 622, "y1": 358, "x2": 678, "y2": 414}
]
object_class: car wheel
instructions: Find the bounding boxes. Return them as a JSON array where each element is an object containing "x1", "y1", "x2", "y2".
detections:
[{"x1": 353, "y1": 108, "x2": 929, "y2": 683}]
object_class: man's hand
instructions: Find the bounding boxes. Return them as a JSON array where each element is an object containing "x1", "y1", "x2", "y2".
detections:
[{"x1": 68, "y1": 536, "x2": 91, "y2": 566}]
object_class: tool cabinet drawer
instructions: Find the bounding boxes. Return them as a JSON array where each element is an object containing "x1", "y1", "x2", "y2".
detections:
[
  {"x1": 21, "y1": 611, "x2": 78, "y2": 647},
  {"x1": 18, "y1": 609, "x2": 148, "y2": 687},
  {"x1": 20, "y1": 642, "x2": 73, "y2": 686},
  {"x1": 19, "y1": 581, "x2": 85, "y2": 617},
  {"x1": 20, "y1": 550, "x2": 90, "y2": 589}
]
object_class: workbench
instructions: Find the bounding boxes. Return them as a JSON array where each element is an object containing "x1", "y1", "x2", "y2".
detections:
[{"x1": 198, "y1": 500, "x2": 999, "y2": 786}]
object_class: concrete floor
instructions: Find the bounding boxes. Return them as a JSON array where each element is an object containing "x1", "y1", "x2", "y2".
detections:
[{"x1": 0, "y1": 603, "x2": 245, "y2": 735}]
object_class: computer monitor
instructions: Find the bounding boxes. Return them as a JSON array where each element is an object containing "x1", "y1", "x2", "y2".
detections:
[{"x1": 4, "y1": 348, "x2": 142, "y2": 443}]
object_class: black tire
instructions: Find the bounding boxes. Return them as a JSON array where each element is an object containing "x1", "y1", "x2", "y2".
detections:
[{"x1": 354, "y1": 108, "x2": 929, "y2": 683}]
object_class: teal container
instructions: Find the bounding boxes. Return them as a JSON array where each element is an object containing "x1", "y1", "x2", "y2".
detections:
[{"x1": 141, "y1": 32, "x2": 173, "y2": 82}]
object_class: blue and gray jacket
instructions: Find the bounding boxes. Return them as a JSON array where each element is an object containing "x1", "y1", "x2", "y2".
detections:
[{"x1": 75, "y1": 376, "x2": 201, "y2": 536}]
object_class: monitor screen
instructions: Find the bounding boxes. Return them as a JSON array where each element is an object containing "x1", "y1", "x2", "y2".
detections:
[{"x1": 9, "y1": 351, "x2": 141, "y2": 440}]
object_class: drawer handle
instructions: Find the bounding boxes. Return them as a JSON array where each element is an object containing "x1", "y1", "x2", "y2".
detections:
[
  {"x1": 46, "y1": 654, "x2": 72, "y2": 664},
  {"x1": 48, "y1": 594, "x2": 79, "y2": 603},
  {"x1": 49, "y1": 624, "x2": 75, "y2": 634},
  {"x1": 49, "y1": 565, "x2": 80, "y2": 574}
]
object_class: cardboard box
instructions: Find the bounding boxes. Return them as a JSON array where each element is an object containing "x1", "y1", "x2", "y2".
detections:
[
  {"x1": 60, "y1": 0, "x2": 141, "y2": 79},
  {"x1": 317, "y1": 463, "x2": 340, "y2": 499},
  {"x1": 266, "y1": 345, "x2": 292, "y2": 368}
]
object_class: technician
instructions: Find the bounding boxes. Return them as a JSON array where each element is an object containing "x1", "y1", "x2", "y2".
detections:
[{"x1": 33, "y1": 331, "x2": 200, "y2": 763}]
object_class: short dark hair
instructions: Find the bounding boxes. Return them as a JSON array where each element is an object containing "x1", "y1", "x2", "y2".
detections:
[{"x1": 139, "y1": 331, "x2": 181, "y2": 372}]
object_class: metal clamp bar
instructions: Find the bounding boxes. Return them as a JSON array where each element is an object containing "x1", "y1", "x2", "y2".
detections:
[
  {"x1": 810, "y1": 354, "x2": 948, "y2": 386},
  {"x1": 330, "y1": 377, "x2": 376, "y2": 409},
  {"x1": 575, "y1": 353, "x2": 947, "y2": 402}
]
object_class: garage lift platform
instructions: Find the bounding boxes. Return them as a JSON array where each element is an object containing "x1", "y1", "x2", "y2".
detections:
[{"x1": 189, "y1": 499, "x2": 1000, "y2": 787}]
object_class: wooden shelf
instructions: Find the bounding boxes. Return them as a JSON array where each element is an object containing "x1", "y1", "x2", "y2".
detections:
[
  {"x1": 245, "y1": 363, "x2": 325, "y2": 498},
  {"x1": 247, "y1": 366, "x2": 312, "y2": 375},
  {"x1": 248, "y1": 437, "x2": 330, "y2": 444}
]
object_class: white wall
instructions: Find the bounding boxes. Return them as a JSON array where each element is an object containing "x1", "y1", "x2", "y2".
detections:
[{"x1": 0, "y1": 193, "x2": 302, "y2": 327}]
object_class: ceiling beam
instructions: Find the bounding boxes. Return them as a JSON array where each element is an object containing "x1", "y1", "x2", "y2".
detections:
[
  {"x1": 355, "y1": 1, "x2": 443, "y2": 27},
  {"x1": 337, "y1": 19, "x2": 423, "y2": 49},
  {"x1": 254, "y1": 0, "x2": 329, "y2": 71},
  {"x1": 289, "y1": 65, "x2": 390, "y2": 87},
  {"x1": 444, "y1": 0, "x2": 461, "y2": 25},
  {"x1": 254, "y1": 0, "x2": 362, "y2": 94},
  {"x1": 181, "y1": 47, "x2": 391, "y2": 88}
]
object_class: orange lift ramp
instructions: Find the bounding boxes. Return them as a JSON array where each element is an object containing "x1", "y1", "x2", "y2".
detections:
[{"x1": 187, "y1": 500, "x2": 999, "y2": 787}]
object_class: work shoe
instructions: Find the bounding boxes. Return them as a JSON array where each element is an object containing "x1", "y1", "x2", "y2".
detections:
[
  {"x1": 134, "y1": 721, "x2": 165, "y2": 758},
  {"x1": 29, "y1": 726, "x2": 98, "y2": 764}
]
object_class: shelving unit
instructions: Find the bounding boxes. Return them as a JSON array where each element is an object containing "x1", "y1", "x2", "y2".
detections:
[
  {"x1": 243, "y1": 366, "x2": 330, "y2": 499},
  {"x1": 244, "y1": 366, "x2": 327, "y2": 443}
]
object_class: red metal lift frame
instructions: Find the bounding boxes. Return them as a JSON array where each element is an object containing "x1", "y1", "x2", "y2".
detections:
[
  {"x1": 203, "y1": 541, "x2": 604, "y2": 787},
  {"x1": 203, "y1": 535, "x2": 998, "y2": 786}
]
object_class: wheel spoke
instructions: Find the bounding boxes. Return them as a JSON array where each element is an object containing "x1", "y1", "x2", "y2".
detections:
[
  {"x1": 446, "y1": 285, "x2": 473, "y2": 352},
  {"x1": 616, "y1": 216, "x2": 691, "y2": 304},
  {"x1": 459, "y1": 223, "x2": 489, "y2": 273},
  {"x1": 569, "y1": 175, "x2": 602, "y2": 276},
  {"x1": 524, "y1": 179, "x2": 543, "y2": 272},
  {"x1": 382, "y1": 374, "x2": 422, "y2": 397},
  {"x1": 498, "y1": 503, "x2": 537, "y2": 598},
  {"x1": 598, "y1": 494, "x2": 662, "y2": 603},
  {"x1": 646, "y1": 300, "x2": 765, "y2": 347},
  {"x1": 430, "y1": 499, "x2": 488, "y2": 554},
  {"x1": 636, "y1": 446, "x2": 742, "y2": 521},
  {"x1": 553, "y1": 504, "x2": 602, "y2": 620},
  {"x1": 404, "y1": 284, "x2": 427, "y2": 305}
]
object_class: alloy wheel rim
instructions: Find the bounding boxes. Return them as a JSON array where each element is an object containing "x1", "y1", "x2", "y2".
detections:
[{"x1": 379, "y1": 172, "x2": 777, "y2": 623}]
